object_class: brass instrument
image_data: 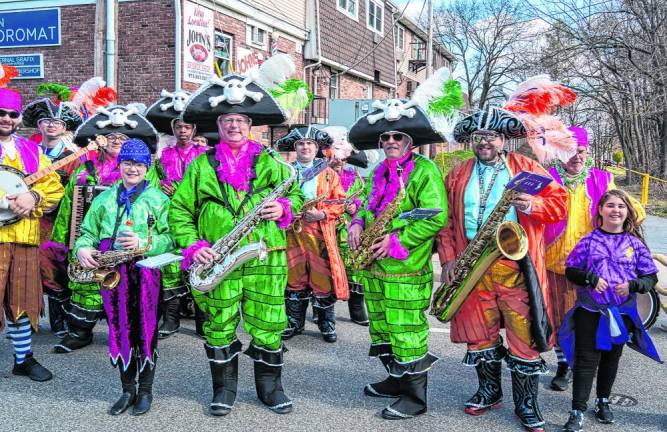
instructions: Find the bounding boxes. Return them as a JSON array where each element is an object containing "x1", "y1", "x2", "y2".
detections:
[
  {"x1": 68, "y1": 215, "x2": 155, "y2": 290},
  {"x1": 291, "y1": 194, "x2": 326, "y2": 233},
  {"x1": 347, "y1": 167, "x2": 406, "y2": 271},
  {"x1": 189, "y1": 146, "x2": 297, "y2": 292},
  {"x1": 431, "y1": 154, "x2": 529, "y2": 322}
]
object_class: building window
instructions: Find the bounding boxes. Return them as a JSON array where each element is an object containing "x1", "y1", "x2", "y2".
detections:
[
  {"x1": 248, "y1": 25, "x2": 267, "y2": 48},
  {"x1": 394, "y1": 25, "x2": 404, "y2": 50},
  {"x1": 411, "y1": 38, "x2": 425, "y2": 60},
  {"x1": 330, "y1": 73, "x2": 338, "y2": 99},
  {"x1": 337, "y1": 0, "x2": 358, "y2": 19},
  {"x1": 366, "y1": 83, "x2": 373, "y2": 99},
  {"x1": 214, "y1": 32, "x2": 233, "y2": 76},
  {"x1": 366, "y1": 0, "x2": 383, "y2": 34},
  {"x1": 374, "y1": 70, "x2": 381, "y2": 83}
]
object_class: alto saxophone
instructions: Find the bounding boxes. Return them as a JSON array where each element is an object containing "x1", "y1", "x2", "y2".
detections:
[
  {"x1": 347, "y1": 167, "x2": 406, "y2": 271},
  {"x1": 431, "y1": 154, "x2": 529, "y2": 322},
  {"x1": 189, "y1": 146, "x2": 297, "y2": 292},
  {"x1": 291, "y1": 193, "x2": 327, "y2": 233},
  {"x1": 68, "y1": 215, "x2": 155, "y2": 290}
]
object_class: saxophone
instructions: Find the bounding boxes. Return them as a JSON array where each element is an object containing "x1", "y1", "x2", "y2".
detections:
[
  {"x1": 431, "y1": 155, "x2": 529, "y2": 322},
  {"x1": 291, "y1": 193, "x2": 327, "y2": 233},
  {"x1": 68, "y1": 215, "x2": 155, "y2": 290},
  {"x1": 189, "y1": 146, "x2": 297, "y2": 292},
  {"x1": 347, "y1": 167, "x2": 406, "y2": 271}
]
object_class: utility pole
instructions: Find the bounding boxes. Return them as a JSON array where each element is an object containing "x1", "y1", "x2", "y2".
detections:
[{"x1": 426, "y1": 0, "x2": 433, "y2": 78}]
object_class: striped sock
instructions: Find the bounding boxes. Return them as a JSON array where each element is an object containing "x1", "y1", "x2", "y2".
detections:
[
  {"x1": 7, "y1": 315, "x2": 32, "y2": 364},
  {"x1": 555, "y1": 346, "x2": 567, "y2": 364}
]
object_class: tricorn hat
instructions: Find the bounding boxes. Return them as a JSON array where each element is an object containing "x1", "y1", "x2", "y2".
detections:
[
  {"x1": 73, "y1": 104, "x2": 159, "y2": 152},
  {"x1": 145, "y1": 89, "x2": 193, "y2": 135},
  {"x1": 453, "y1": 106, "x2": 526, "y2": 143},
  {"x1": 182, "y1": 74, "x2": 286, "y2": 130},
  {"x1": 348, "y1": 99, "x2": 445, "y2": 150},
  {"x1": 275, "y1": 125, "x2": 333, "y2": 151},
  {"x1": 22, "y1": 98, "x2": 83, "y2": 131}
]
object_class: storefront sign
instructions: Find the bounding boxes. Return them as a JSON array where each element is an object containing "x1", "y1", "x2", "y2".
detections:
[
  {"x1": 0, "y1": 54, "x2": 43, "y2": 79},
  {"x1": 182, "y1": 1, "x2": 215, "y2": 84},
  {"x1": 235, "y1": 47, "x2": 265, "y2": 76},
  {"x1": 0, "y1": 8, "x2": 60, "y2": 48}
]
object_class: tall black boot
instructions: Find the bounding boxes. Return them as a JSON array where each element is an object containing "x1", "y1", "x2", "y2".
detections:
[
  {"x1": 282, "y1": 291, "x2": 309, "y2": 340},
  {"x1": 194, "y1": 305, "x2": 206, "y2": 338},
  {"x1": 511, "y1": 370, "x2": 545, "y2": 431},
  {"x1": 209, "y1": 356, "x2": 238, "y2": 416},
  {"x1": 348, "y1": 288, "x2": 369, "y2": 326},
  {"x1": 381, "y1": 372, "x2": 428, "y2": 419},
  {"x1": 364, "y1": 355, "x2": 400, "y2": 398},
  {"x1": 158, "y1": 297, "x2": 181, "y2": 339},
  {"x1": 48, "y1": 297, "x2": 68, "y2": 338},
  {"x1": 132, "y1": 360, "x2": 156, "y2": 416},
  {"x1": 53, "y1": 318, "x2": 95, "y2": 353},
  {"x1": 313, "y1": 295, "x2": 337, "y2": 343},
  {"x1": 550, "y1": 361, "x2": 571, "y2": 391},
  {"x1": 109, "y1": 360, "x2": 137, "y2": 415},
  {"x1": 253, "y1": 361, "x2": 293, "y2": 414},
  {"x1": 464, "y1": 360, "x2": 503, "y2": 415}
]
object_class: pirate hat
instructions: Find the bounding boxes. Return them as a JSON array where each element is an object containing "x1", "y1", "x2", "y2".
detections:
[
  {"x1": 73, "y1": 104, "x2": 159, "y2": 152},
  {"x1": 145, "y1": 89, "x2": 193, "y2": 135},
  {"x1": 22, "y1": 98, "x2": 83, "y2": 131},
  {"x1": 275, "y1": 125, "x2": 333, "y2": 151},
  {"x1": 348, "y1": 99, "x2": 445, "y2": 150}
]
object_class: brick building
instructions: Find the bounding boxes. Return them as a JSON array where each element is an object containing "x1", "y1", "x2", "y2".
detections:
[{"x1": 304, "y1": 0, "x2": 398, "y2": 124}]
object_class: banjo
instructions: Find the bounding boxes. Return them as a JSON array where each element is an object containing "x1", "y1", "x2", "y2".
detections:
[{"x1": 0, "y1": 136, "x2": 104, "y2": 227}]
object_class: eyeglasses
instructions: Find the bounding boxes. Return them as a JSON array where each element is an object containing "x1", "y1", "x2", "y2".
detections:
[
  {"x1": 107, "y1": 134, "x2": 129, "y2": 142},
  {"x1": 38, "y1": 118, "x2": 66, "y2": 127},
  {"x1": 120, "y1": 160, "x2": 148, "y2": 169},
  {"x1": 220, "y1": 118, "x2": 250, "y2": 125},
  {"x1": 379, "y1": 133, "x2": 406, "y2": 142},
  {"x1": 470, "y1": 132, "x2": 501, "y2": 145},
  {"x1": 0, "y1": 109, "x2": 20, "y2": 119}
]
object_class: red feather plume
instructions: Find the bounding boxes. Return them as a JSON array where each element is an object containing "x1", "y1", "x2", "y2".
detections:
[{"x1": 0, "y1": 64, "x2": 19, "y2": 88}]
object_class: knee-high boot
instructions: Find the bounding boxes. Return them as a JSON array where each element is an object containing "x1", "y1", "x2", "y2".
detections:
[
  {"x1": 158, "y1": 297, "x2": 181, "y2": 339},
  {"x1": 48, "y1": 297, "x2": 68, "y2": 338},
  {"x1": 347, "y1": 284, "x2": 368, "y2": 326},
  {"x1": 381, "y1": 371, "x2": 428, "y2": 419},
  {"x1": 53, "y1": 317, "x2": 95, "y2": 353},
  {"x1": 464, "y1": 360, "x2": 503, "y2": 415},
  {"x1": 209, "y1": 356, "x2": 238, "y2": 416},
  {"x1": 254, "y1": 361, "x2": 293, "y2": 414},
  {"x1": 132, "y1": 359, "x2": 156, "y2": 416},
  {"x1": 109, "y1": 360, "x2": 137, "y2": 415},
  {"x1": 313, "y1": 295, "x2": 337, "y2": 343},
  {"x1": 282, "y1": 291, "x2": 309, "y2": 340},
  {"x1": 510, "y1": 359, "x2": 546, "y2": 432},
  {"x1": 364, "y1": 355, "x2": 400, "y2": 398}
]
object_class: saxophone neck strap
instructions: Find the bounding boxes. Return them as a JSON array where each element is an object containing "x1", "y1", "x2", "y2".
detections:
[{"x1": 110, "y1": 180, "x2": 146, "y2": 243}]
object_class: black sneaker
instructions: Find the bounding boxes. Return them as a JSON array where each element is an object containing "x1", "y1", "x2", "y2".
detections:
[
  {"x1": 12, "y1": 354, "x2": 53, "y2": 382},
  {"x1": 562, "y1": 409, "x2": 583, "y2": 432},
  {"x1": 595, "y1": 398, "x2": 614, "y2": 424}
]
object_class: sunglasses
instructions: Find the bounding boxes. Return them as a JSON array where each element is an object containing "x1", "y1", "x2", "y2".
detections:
[
  {"x1": 0, "y1": 109, "x2": 20, "y2": 119},
  {"x1": 470, "y1": 132, "x2": 501, "y2": 145},
  {"x1": 379, "y1": 133, "x2": 406, "y2": 142}
]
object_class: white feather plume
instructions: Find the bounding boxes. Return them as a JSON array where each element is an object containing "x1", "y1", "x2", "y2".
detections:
[
  {"x1": 254, "y1": 53, "x2": 296, "y2": 89},
  {"x1": 410, "y1": 67, "x2": 451, "y2": 110},
  {"x1": 71, "y1": 77, "x2": 106, "y2": 109}
]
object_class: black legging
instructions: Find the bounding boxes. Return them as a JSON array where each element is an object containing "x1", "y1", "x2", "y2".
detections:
[{"x1": 572, "y1": 308, "x2": 630, "y2": 411}]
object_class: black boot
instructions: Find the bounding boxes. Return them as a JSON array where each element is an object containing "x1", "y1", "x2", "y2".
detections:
[
  {"x1": 109, "y1": 361, "x2": 137, "y2": 415},
  {"x1": 282, "y1": 291, "x2": 309, "y2": 340},
  {"x1": 158, "y1": 297, "x2": 181, "y2": 339},
  {"x1": 381, "y1": 372, "x2": 428, "y2": 419},
  {"x1": 53, "y1": 319, "x2": 95, "y2": 353},
  {"x1": 313, "y1": 296, "x2": 337, "y2": 343},
  {"x1": 550, "y1": 362, "x2": 571, "y2": 391},
  {"x1": 464, "y1": 361, "x2": 503, "y2": 415},
  {"x1": 253, "y1": 361, "x2": 293, "y2": 414},
  {"x1": 209, "y1": 356, "x2": 238, "y2": 416},
  {"x1": 48, "y1": 297, "x2": 68, "y2": 338},
  {"x1": 348, "y1": 289, "x2": 369, "y2": 326},
  {"x1": 12, "y1": 354, "x2": 53, "y2": 382},
  {"x1": 194, "y1": 306, "x2": 206, "y2": 338},
  {"x1": 511, "y1": 371, "x2": 545, "y2": 431},
  {"x1": 132, "y1": 361, "x2": 156, "y2": 416},
  {"x1": 364, "y1": 355, "x2": 401, "y2": 398}
]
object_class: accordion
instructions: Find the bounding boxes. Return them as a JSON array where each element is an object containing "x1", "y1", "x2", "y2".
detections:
[{"x1": 68, "y1": 185, "x2": 109, "y2": 249}]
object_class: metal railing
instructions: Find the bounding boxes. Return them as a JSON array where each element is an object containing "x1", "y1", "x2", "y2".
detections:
[{"x1": 605, "y1": 165, "x2": 667, "y2": 205}]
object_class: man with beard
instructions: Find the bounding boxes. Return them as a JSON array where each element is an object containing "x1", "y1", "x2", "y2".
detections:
[
  {"x1": 0, "y1": 87, "x2": 64, "y2": 381},
  {"x1": 436, "y1": 107, "x2": 567, "y2": 431}
]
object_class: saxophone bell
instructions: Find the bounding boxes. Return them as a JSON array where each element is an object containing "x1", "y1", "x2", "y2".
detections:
[{"x1": 96, "y1": 269, "x2": 121, "y2": 290}]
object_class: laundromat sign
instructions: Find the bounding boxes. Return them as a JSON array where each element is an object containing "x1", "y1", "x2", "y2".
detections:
[{"x1": 0, "y1": 8, "x2": 61, "y2": 48}]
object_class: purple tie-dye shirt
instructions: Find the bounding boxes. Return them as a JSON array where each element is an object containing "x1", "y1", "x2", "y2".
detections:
[{"x1": 566, "y1": 228, "x2": 657, "y2": 306}]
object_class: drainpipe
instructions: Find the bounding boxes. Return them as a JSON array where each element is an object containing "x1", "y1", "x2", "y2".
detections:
[
  {"x1": 303, "y1": 0, "x2": 322, "y2": 123},
  {"x1": 174, "y1": 0, "x2": 182, "y2": 90},
  {"x1": 105, "y1": 0, "x2": 116, "y2": 88}
]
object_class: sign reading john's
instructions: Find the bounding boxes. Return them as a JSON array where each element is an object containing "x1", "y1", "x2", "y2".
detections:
[
  {"x1": 0, "y1": 8, "x2": 61, "y2": 48},
  {"x1": 183, "y1": 1, "x2": 214, "y2": 84}
]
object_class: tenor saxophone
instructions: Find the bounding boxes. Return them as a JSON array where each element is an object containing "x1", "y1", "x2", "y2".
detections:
[
  {"x1": 291, "y1": 194, "x2": 326, "y2": 233},
  {"x1": 431, "y1": 154, "x2": 529, "y2": 322},
  {"x1": 347, "y1": 167, "x2": 406, "y2": 271},
  {"x1": 68, "y1": 215, "x2": 155, "y2": 290},
  {"x1": 189, "y1": 146, "x2": 297, "y2": 292}
]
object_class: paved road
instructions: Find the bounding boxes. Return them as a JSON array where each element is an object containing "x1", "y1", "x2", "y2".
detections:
[{"x1": 2, "y1": 218, "x2": 667, "y2": 432}]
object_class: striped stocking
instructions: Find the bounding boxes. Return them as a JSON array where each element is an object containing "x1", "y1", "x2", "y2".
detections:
[{"x1": 6, "y1": 315, "x2": 32, "y2": 364}]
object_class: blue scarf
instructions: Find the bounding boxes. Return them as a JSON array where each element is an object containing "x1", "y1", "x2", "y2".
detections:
[{"x1": 117, "y1": 181, "x2": 147, "y2": 217}]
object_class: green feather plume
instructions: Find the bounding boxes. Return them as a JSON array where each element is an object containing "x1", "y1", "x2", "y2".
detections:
[
  {"x1": 270, "y1": 79, "x2": 314, "y2": 122},
  {"x1": 428, "y1": 79, "x2": 464, "y2": 117},
  {"x1": 36, "y1": 83, "x2": 72, "y2": 102}
]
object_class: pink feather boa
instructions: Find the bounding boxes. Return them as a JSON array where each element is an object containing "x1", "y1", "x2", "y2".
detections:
[
  {"x1": 214, "y1": 139, "x2": 263, "y2": 192},
  {"x1": 366, "y1": 150, "x2": 415, "y2": 218},
  {"x1": 276, "y1": 197, "x2": 293, "y2": 229},
  {"x1": 77, "y1": 154, "x2": 121, "y2": 185},
  {"x1": 339, "y1": 168, "x2": 357, "y2": 192},
  {"x1": 386, "y1": 232, "x2": 409, "y2": 260},
  {"x1": 160, "y1": 144, "x2": 206, "y2": 184},
  {"x1": 180, "y1": 239, "x2": 211, "y2": 270}
]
